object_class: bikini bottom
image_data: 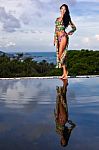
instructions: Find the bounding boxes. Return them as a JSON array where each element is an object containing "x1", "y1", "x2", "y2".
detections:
[{"x1": 58, "y1": 32, "x2": 67, "y2": 43}]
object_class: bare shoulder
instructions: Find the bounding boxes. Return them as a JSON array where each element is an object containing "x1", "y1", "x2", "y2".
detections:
[{"x1": 56, "y1": 17, "x2": 61, "y2": 21}]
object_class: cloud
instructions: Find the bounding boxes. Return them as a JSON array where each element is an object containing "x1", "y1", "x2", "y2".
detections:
[
  {"x1": 0, "y1": 7, "x2": 21, "y2": 32},
  {"x1": 71, "y1": 1, "x2": 99, "y2": 18},
  {"x1": 77, "y1": 0, "x2": 99, "y2": 2},
  {"x1": 0, "y1": 0, "x2": 99, "y2": 51},
  {"x1": 45, "y1": 0, "x2": 77, "y2": 5},
  {"x1": 60, "y1": 0, "x2": 77, "y2": 5},
  {"x1": 0, "y1": 37, "x2": 16, "y2": 48},
  {"x1": 0, "y1": 79, "x2": 52, "y2": 109},
  {"x1": 82, "y1": 37, "x2": 90, "y2": 44},
  {"x1": 0, "y1": 0, "x2": 79, "y2": 29},
  {"x1": 95, "y1": 35, "x2": 99, "y2": 41},
  {"x1": 5, "y1": 42, "x2": 16, "y2": 47}
]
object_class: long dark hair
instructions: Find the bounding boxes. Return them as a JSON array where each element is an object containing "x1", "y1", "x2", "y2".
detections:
[{"x1": 60, "y1": 4, "x2": 71, "y2": 28}]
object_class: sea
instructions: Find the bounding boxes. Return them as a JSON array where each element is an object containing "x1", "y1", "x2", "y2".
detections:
[{"x1": 9, "y1": 52, "x2": 57, "y2": 64}]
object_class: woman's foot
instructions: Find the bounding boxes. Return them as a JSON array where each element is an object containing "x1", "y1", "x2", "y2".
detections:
[
  {"x1": 59, "y1": 75, "x2": 68, "y2": 79},
  {"x1": 62, "y1": 76, "x2": 68, "y2": 79},
  {"x1": 59, "y1": 71, "x2": 68, "y2": 79}
]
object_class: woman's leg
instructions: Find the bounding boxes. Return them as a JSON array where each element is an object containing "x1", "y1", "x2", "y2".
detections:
[{"x1": 58, "y1": 36, "x2": 68, "y2": 78}]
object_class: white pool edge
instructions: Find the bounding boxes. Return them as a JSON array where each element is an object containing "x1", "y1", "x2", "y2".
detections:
[{"x1": 0, "y1": 75, "x2": 99, "y2": 80}]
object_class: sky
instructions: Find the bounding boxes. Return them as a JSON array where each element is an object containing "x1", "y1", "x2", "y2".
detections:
[{"x1": 0, "y1": 0, "x2": 99, "y2": 52}]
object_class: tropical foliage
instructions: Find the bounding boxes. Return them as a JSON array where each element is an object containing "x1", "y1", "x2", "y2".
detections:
[{"x1": 0, "y1": 50, "x2": 99, "y2": 77}]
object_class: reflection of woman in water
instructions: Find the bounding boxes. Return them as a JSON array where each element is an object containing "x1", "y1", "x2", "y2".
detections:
[
  {"x1": 54, "y1": 79, "x2": 76, "y2": 147},
  {"x1": 54, "y1": 4, "x2": 76, "y2": 79}
]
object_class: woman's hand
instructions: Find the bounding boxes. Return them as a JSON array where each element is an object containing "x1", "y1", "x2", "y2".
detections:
[
  {"x1": 58, "y1": 55, "x2": 60, "y2": 61},
  {"x1": 58, "y1": 54, "x2": 61, "y2": 60},
  {"x1": 67, "y1": 32, "x2": 73, "y2": 35}
]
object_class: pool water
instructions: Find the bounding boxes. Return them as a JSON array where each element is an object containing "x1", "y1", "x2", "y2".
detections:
[{"x1": 0, "y1": 78, "x2": 99, "y2": 150}]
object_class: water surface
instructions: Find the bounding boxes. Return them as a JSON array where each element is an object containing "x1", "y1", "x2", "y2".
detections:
[{"x1": 0, "y1": 78, "x2": 99, "y2": 150}]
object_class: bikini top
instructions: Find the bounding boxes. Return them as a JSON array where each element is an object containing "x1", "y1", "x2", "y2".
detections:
[
  {"x1": 55, "y1": 18, "x2": 76, "y2": 33},
  {"x1": 55, "y1": 19, "x2": 65, "y2": 32}
]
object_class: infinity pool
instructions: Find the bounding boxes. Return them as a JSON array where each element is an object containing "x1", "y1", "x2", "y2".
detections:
[{"x1": 0, "y1": 78, "x2": 99, "y2": 150}]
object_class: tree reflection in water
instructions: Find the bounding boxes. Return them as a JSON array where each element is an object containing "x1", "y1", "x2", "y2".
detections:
[{"x1": 54, "y1": 79, "x2": 76, "y2": 147}]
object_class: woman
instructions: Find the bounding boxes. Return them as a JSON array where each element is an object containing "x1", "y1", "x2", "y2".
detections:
[{"x1": 54, "y1": 4, "x2": 76, "y2": 79}]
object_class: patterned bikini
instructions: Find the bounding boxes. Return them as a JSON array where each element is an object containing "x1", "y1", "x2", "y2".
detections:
[{"x1": 54, "y1": 18, "x2": 76, "y2": 68}]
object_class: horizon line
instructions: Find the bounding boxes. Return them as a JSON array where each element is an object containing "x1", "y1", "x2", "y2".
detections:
[{"x1": 1, "y1": 49, "x2": 99, "y2": 53}]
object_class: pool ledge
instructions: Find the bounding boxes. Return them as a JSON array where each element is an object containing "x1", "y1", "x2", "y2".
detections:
[{"x1": 0, "y1": 75, "x2": 99, "y2": 80}]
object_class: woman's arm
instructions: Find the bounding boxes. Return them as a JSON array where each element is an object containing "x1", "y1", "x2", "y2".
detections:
[{"x1": 68, "y1": 20, "x2": 76, "y2": 35}]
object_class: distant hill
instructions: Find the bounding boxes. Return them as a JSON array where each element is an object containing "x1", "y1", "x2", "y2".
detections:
[
  {"x1": 0, "y1": 50, "x2": 14, "y2": 58},
  {"x1": 0, "y1": 51, "x2": 5, "y2": 56}
]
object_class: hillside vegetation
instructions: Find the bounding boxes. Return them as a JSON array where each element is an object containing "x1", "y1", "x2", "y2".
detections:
[{"x1": 0, "y1": 50, "x2": 99, "y2": 77}]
